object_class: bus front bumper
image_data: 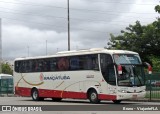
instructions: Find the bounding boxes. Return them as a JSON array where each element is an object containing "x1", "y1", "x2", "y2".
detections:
[{"x1": 116, "y1": 91, "x2": 146, "y2": 100}]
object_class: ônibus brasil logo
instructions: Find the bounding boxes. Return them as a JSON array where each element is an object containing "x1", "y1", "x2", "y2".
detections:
[{"x1": 39, "y1": 73, "x2": 70, "y2": 81}]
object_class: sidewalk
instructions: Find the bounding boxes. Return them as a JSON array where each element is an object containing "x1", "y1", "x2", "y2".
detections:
[{"x1": 127, "y1": 98, "x2": 160, "y2": 102}]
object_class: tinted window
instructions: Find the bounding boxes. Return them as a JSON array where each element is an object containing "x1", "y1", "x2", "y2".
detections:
[
  {"x1": 14, "y1": 54, "x2": 99, "y2": 73},
  {"x1": 57, "y1": 57, "x2": 69, "y2": 71},
  {"x1": 113, "y1": 54, "x2": 141, "y2": 64}
]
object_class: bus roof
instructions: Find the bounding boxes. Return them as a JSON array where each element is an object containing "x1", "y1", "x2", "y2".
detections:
[
  {"x1": 15, "y1": 48, "x2": 138, "y2": 61},
  {"x1": 0, "y1": 74, "x2": 12, "y2": 77}
]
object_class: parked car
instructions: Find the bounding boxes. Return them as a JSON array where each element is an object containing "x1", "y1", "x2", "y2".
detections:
[{"x1": 155, "y1": 81, "x2": 160, "y2": 87}]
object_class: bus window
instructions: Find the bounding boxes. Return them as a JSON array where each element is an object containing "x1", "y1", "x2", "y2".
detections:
[
  {"x1": 57, "y1": 57, "x2": 69, "y2": 71},
  {"x1": 91, "y1": 55, "x2": 99, "y2": 70},
  {"x1": 78, "y1": 54, "x2": 99, "y2": 70},
  {"x1": 15, "y1": 61, "x2": 21, "y2": 73},
  {"x1": 20, "y1": 61, "x2": 25, "y2": 73},
  {"x1": 50, "y1": 58, "x2": 57, "y2": 71},
  {"x1": 100, "y1": 54, "x2": 116, "y2": 85},
  {"x1": 70, "y1": 57, "x2": 80, "y2": 70},
  {"x1": 25, "y1": 60, "x2": 32, "y2": 72},
  {"x1": 14, "y1": 54, "x2": 99, "y2": 73}
]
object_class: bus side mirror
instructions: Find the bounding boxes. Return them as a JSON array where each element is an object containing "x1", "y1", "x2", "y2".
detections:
[
  {"x1": 143, "y1": 62, "x2": 152, "y2": 74},
  {"x1": 117, "y1": 65, "x2": 122, "y2": 75}
]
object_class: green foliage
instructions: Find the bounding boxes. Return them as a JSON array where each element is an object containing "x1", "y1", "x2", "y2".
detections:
[
  {"x1": 149, "y1": 56, "x2": 160, "y2": 72},
  {"x1": 155, "y1": 5, "x2": 160, "y2": 13},
  {"x1": 2, "y1": 63, "x2": 13, "y2": 75},
  {"x1": 108, "y1": 5, "x2": 160, "y2": 71}
]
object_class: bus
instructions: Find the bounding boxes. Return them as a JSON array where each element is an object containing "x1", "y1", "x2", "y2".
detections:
[
  {"x1": 0, "y1": 74, "x2": 14, "y2": 94},
  {"x1": 14, "y1": 48, "x2": 152, "y2": 103}
]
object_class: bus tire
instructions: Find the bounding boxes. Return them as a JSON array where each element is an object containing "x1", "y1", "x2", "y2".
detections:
[
  {"x1": 112, "y1": 100, "x2": 121, "y2": 104},
  {"x1": 31, "y1": 88, "x2": 41, "y2": 101},
  {"x1": 52, "y1": 98, "x2": 62, "y2": 102},
  {"x1": 88, "y1": 89, "x2": 100, "y2": 104}
]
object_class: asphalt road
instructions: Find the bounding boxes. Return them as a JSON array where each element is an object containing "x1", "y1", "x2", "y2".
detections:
[{"x1": 0, "y1": 97, "x2": 160, "y2": 114}]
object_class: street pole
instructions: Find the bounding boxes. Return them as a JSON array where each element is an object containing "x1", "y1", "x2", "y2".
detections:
[
  {"x1": 67, "y1": 0, "x2": 70, "y2": 51},
  {"x1": 27, "y1": 46, "x2": 29, "y2": 57},
  {"x1": 46, "y1": 40, "x2": 47, "y2": 55}
]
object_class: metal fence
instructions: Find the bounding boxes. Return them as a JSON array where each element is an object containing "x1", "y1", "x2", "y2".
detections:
[{"x1": 145, "y1": 72, "x2": 160, "y2": 101}]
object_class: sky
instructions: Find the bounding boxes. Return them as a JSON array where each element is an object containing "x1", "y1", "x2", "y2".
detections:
[{"x1": 0, "y1": 0, "x2": 159, "y2": 60}]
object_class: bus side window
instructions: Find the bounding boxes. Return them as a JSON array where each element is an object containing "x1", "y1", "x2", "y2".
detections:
[
  {"x1": 70, "y1": 57, "x2": 80, "y2": 70},
  {"x1": 77, "y1": 54, "x2": 99, "y2": 70},
  {"x1": 26, "y1": 60, "x2": 32, "y2": 72},
  {"x1": 20, "y1": 61, "x2": 25, "y2": 73},
  {"x1": 50, "y1": 58, "x2": 57, "y2": 71},
  {"x1": 34, "y1": 60, "x2": 41, "y2": 72},
  {"x1": 85, "y1": 55, "x2": 92, "y2": 70},
  {"x1": 42, "y1": 59, "x2": 48, "y2": 72},
  {"x1": 57, "y1": 57, "x2": 69, "y2": 71},
  {"x1": 45, "y1": 60, "x2": 50, "y2": 71},
  {"x1": 92, "y1": 55, "x2": 99, "y2": 70},
  {"x1": 15, "y1": 61, "x2": 20, "y2": 73},
  {"x1": 84, "y1": 55, "x2": 98, "y2": 70}
]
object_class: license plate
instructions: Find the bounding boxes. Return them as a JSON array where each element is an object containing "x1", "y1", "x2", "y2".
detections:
[{"x1": 132, "y1": 95, "x2": 137, "y2": 99}]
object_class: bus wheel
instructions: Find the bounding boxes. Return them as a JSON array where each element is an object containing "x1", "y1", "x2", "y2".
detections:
[
  {"x1": 88, "y1": 89, "x2": 100, "y2": 104},
  {"x1": 31, "y1": 88, "x2": 40, "y2": 101},
  {"x1": 112, "y1": 100, "x2": 121, "y2": 104},
  {"x1": 52, "y1": 98, "x2": 62, "y2": 102}
]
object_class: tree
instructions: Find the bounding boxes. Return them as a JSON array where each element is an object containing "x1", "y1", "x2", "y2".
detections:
[
  {"x1": 108, "y1": 20, "x2": 160, "y2": 61},
  {"x1": 108, "y1": 5, "x2": 160, "y2": 71},
  {"x1": 149, "y1": 56, "x2": 160, "y2": 72},
  {"x1": 2, "y1": 63, "x2": 13, "y2": 75},
  {"x1": 155, "y1": 5, "x2": 160, "y2": 13}
]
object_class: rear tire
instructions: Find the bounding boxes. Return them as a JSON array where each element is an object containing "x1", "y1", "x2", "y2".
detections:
[
  {"x1": 31, "y1": 88, "x2": 44, "y2": 101},
  {"x1": 112, "y1": 100, "x2": 121, "y2": 104},
  {"x1": 88, "y1": 89, "x2": 100, "y2": 104}
]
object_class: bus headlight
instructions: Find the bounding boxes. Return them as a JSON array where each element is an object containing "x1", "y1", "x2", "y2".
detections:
[{"x1": 142, "y1": 90, "x2": 145, "y2": 92}]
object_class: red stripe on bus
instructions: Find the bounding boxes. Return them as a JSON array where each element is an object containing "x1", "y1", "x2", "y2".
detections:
[
  {"x1": 15, "y1": 87, "x2": 31, "y2": 97},
  {"x1": 39, "y1": 89, "x2": 87, "y2": 99},
  {"x1": 15, "y1": 87, "x2": 116, "y2": 100},
  {"x1": 99, "y1": 94, "x2": 116, "y2": 100}
]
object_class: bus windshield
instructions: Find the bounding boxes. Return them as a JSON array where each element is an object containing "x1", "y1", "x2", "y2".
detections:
[
  {"x1": 117, "y1": 65, "x2": 145, "y2": 86},
  {"x1": 113, "y1": 54, "x2": 141, "y2": 64},
  {"x1": 113, "y1": 54, "x2": 145, "y2": 87}
]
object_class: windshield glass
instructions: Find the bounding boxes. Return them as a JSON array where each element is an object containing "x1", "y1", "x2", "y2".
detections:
[
  {"x1": 117, "y1": 65, "x2": 145, "y2": 86},
  {"x1": 113, "y1": 54, "x2": 141, "y2": 64}
]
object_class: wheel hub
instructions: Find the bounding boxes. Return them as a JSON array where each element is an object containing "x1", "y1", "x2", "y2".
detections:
[
  {"x1": 91, "y1": 93, "x2": 97, "y2": 100},
  {"x1": 33, "y1": 91, "x2": 38, "y2": 99}
]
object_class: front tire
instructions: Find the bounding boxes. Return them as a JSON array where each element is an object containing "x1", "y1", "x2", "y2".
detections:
[
  {"x1": 112, "y1": 100, "x2": 121, "y2": 104},
  {"x1": 88, "y1": 89, "x2": 100, "y2": 104},
  {"x1": 52, "y1": 98, "x2": 62, "y2": 102}
]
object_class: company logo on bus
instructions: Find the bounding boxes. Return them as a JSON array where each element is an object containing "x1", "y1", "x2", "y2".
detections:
[
  {"x1": 40, "y1": 73, "x2": 44, "y2": 81},
  {"x1": 39, "y1": 73, "x2": 70, "y2": 81},
  {"x1": 44, "y1": 75, "x2": 70, "y2": 81}
]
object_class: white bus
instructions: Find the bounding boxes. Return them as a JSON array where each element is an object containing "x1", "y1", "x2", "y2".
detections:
[{"x1": 14, "y1": 48, "x2": 152, "y2": 103}]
